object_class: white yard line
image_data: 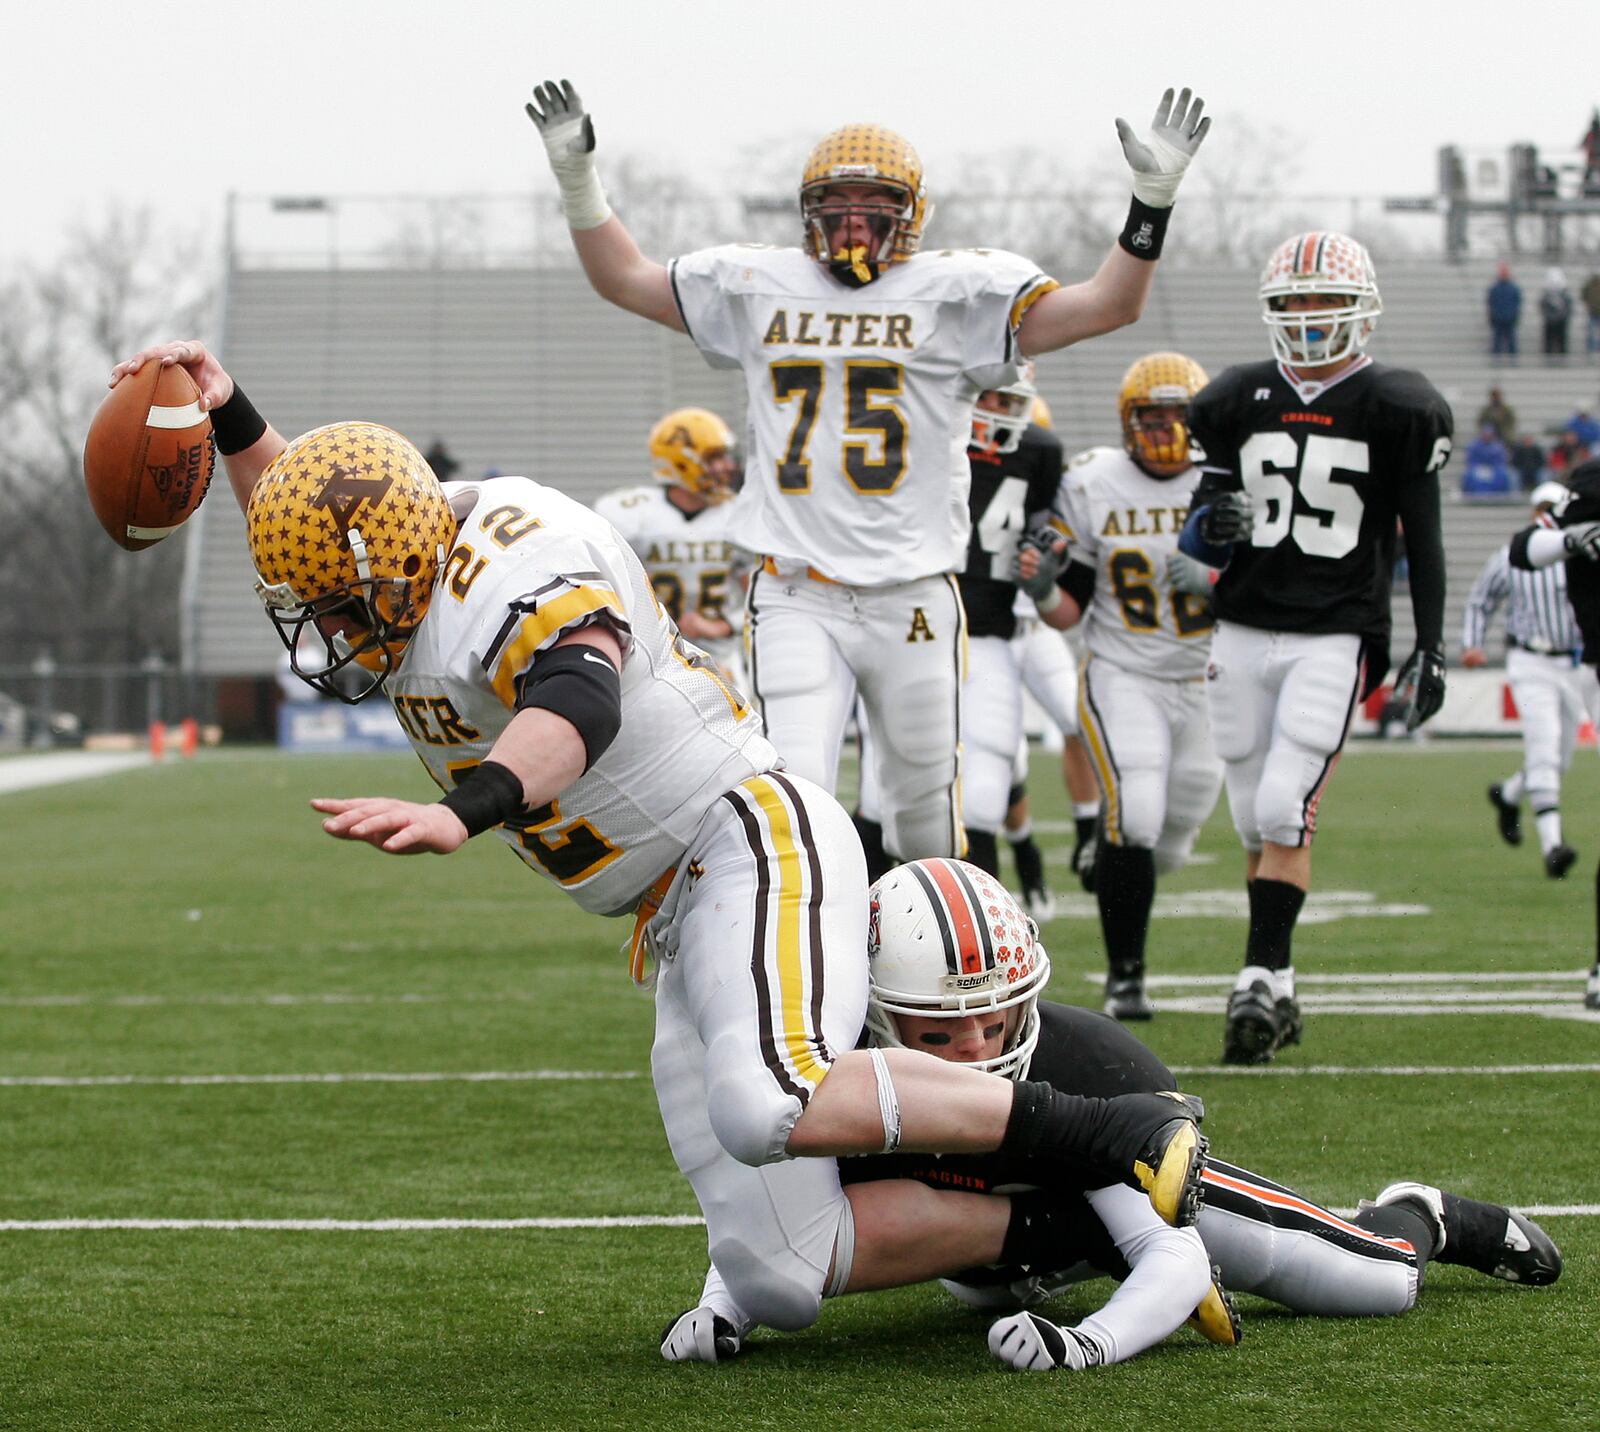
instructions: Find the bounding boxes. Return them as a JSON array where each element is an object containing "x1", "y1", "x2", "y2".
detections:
[
  {"x1": 0, "y1": 752, "x2": 150, "y2": 794},
  {"x1": 2, "y1": 1208, "x2": 1595, "y2": 1232},
  {"x1": 0, "y1": 1069, "x2": 641, "y2": 1088},
  {"x1": 1171, "y1": 1063, "x2": 1600, "y2": 1076}
]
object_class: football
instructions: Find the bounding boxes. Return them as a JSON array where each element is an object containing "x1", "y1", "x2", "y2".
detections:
[{"x1": 83, "y1": 361, "x2": 215, "y2": 551}]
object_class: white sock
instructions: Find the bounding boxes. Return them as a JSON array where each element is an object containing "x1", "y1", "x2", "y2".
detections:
[
  {"x1": 1501, "y1": 772, "x2": 1525, "y2": 804},
  {"x1": 1534, "y1": 808, "x2": 1563, "y2": 853},
  {"x1": 1073, "y1": 801, "x2": 1100, "y2": 821}
]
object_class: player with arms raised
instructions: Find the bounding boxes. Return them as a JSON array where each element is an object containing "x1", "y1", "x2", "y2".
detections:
[
  {"x1": 526, "y1": 79, "x2": 1209, "y2": 867},
  {"x1": 1177, "y1": 233, "x2": 1452, "y2": 1064}
]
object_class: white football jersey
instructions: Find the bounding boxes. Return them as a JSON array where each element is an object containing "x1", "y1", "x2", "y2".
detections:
[
  {"x1": 670, "y1": 243, "x2": 1058, "y2": 586},
  {"x1": 1057, "y1": 448, "x2": 1214, "y2": 679},
  {"x1": 590, "y1": 483, "x2": 747, "y2": 671},
  {"x1": 389, "y1": 476, "x2": 775, "y2": 916}
]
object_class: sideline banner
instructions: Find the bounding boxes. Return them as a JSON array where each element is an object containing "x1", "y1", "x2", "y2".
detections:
[{"x1": 278, "y1": 700, "x2": 410, "y2": 752}]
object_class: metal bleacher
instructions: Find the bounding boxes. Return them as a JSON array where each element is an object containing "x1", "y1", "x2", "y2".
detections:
[{"x1": 184, "y1": 253, "x2": 1600, "y2": 677}]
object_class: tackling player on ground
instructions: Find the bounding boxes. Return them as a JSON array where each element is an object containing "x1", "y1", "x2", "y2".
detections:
[
  {"x1": 526, "y1": 78, "x2": 1209, "y2": 868},
  {"x1": 1021, "y1": 353, "x2": 1224, "y2": 1021},
  {"x1": 1177, "y1": 232, "x2": 1452, "y2": 1064},
  {"x1": 666, "y1": 859, "x2": 1559, "y2": 1370}
]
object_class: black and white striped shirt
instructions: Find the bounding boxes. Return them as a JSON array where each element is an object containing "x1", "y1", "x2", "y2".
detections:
[{"x1": 1462, "y1": 544, "x2": 1581, "y2": 655}]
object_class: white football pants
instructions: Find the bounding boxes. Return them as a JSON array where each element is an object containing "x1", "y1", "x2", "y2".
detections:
[
  {"x1": 1508, "y1": 647, "x2": 1597, "y2": 811},
  {"x1": 746, "y1": 566, "x2": 966, "y2": 860},
  {"x1": 1206, "y1": 622, "x2": 1363, "y2": 851}
]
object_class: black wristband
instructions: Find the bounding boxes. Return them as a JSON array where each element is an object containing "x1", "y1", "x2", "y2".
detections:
[
  {"x1": 438, "y1": 759, "x2": 526, "y2": 838},
  {"x1": 1117, "y1": 196, "x2": 1171, "y2": 261},
  {"x1": 208, "y1": 382, "x2": 269, "y2": 455}
]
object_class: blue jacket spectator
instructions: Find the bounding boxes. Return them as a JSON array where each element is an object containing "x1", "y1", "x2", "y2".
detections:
[
  {"x1": 1487, "y1": 263, "x2": 1522, "y2": 356},
  {"x1": 1564, "y1": 408, "x2": 1600, "y2": 451},
  {"x1": 1461, "y1": 427, "x2": 1514, "y2": 498}
]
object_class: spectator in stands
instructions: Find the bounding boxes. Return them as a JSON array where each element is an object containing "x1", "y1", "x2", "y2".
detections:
[
  {"x1": 1582, "y1": 272, "x2": 1600, "y2": 356},
  {"x1": 1548, "y1": 431, "x2": 1588, "y2": 478},
  {"x1": 1540, "y1": 269, "x2": 1574, "y2": 358},
  {"x1": 1581, "y1": 109, "x2": 1600, "y2": 191},
  {"x1": 423, "y1": 439, "x2": 459, "y2": 481},
  {"x1": 1566, "y1": 408, "x2": 1600, "y2": 453},
  {"x1": 1477, "y1": 386, "x2": 1517, "y2": 441},
  {"x1": 1461, "y1": 425, "x2": 1515, "y2": 500},
  {"x1": 1510, "y1": 434, "x2": 1547, "y2": 492},
  {"x1": 1487, "y1": 263, "x2": 1522, "y2": 359}
]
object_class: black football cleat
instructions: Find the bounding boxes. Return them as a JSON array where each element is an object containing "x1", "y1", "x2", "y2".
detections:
[
  {"x1": 1275, "y1": 992, "x2": 1304, "y2": 1047},
  {"x1": 1488, "y1": 784, "x2": 1523, "y2": 846},
  {"x1": 1544, "y1": 843, "x2": 1577, "y2": 879},
  {"x1": 1222, "y1": 981, "x2": 1283, "y2": 1065},
  {"x1": 1105, "y1": 975, "x2": 1155, "y2": 1021},
  {"x1": 1586, "y1": 965, "x2": 1600, "y2": 1011},
  {"x1": 1372, "y1": 1182, "x2": 1562, "y2": 1286}
]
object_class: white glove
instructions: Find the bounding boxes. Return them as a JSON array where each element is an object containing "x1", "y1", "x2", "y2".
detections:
[
  {"x1": 1167, "y1": 550, "x2": 1216, "y2": 597},
  {"x1": 1562, "y1": 521, "x2": 1600, "y2": 561},
  {"x1": 988, "y1": 1312, "x2": 1103, "y2": 1371},
  {"x1": 1116, "y1": 88, "x2": 1211, "y2": 208},
  {"x1": 659, "y1": 1305, "x2": 743, "y2": 1363},
  {"x1": 525, "y1": 79, "x2": 612, "y2": 230}
]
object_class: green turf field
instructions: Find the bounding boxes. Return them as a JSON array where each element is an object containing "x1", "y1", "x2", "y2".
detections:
[{"x1": 2, "y1": 745, "x2": 1596, "y2": 1430}]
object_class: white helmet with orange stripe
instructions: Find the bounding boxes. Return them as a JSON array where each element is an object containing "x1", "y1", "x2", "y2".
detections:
[
  {"x1": 1260, "y1": 231, "x2": 1382, "y2": 368},
  {"x1": 866, "y1": 858, "x2": 1051, "y2": 1080}
]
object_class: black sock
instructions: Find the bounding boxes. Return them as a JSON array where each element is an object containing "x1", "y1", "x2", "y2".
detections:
[
  {"x1": 1096, "y1": 843, "x2": 1155, "y2": 979},
  {"x1": 1009, "y1": 832, "x2": 1046, "y2": 892},
  {"x1": 852, "y1": 812, "x2": 892, "y2": 884},
  {"x1": 1246, "y1": 878, "x2": 1307, "y2": 971},
  {"x1": 1000, "y1": 1081, "x2": 1186, "y2": 1181},
  {"x1": 1437, "y1": 1192, "x2": 1516, "y2": 1276},
  {"x1": 1352, "y1": 1203, "x2": 1434, "y2": 1277},
  {"x1": 965, "y1": 827, "x2": 1000, "y2": 878},
  {"x1": 1075, "y1": 814, "x2": 1098, "y2": 846}
]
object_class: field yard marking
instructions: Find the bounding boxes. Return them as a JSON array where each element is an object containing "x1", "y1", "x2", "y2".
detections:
[
  {"x1": 1171, "y1": 1063, "x2": 1600, "y2": 1076},
  {"x1": 4, "y1": 1208, "x2": 1597, "y2": 1232},
  {"x1": 0, "y1": 1216, "x2": 703, "y2": 1232},
  {"x1": 0, "y1": 1069, "x2": 642, "y2": 1088},
  {"x1": 1139, "y1": 971, "x2": 1587, "y2": 987},
  {"x1": 0, "y1": 752, "x2": 150, "y2": 794},
  {"x1": 0, "y1": 992, "x2": 488, "y2": 1008},
  {"x1": 1040, "y1": 888, "x2": 1428, "y2": 921}
]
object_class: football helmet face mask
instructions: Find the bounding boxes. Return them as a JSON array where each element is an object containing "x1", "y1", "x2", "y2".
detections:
[
  {"x1": 649, "y1": 408, "x2": 738, "y2": 503},
  {"x1": 247, "y1": 422, "x2": 455, "y2": 704},
  {"x1": 972, "y1": 361, "x2": 1038, "y2": 455},
  {"x1": 800, "y1": 124, "x2": 931, "y2": 287},
  {"x1": 1118, "y1": 352, "x2": 1209, "y2": 478},
  {"x1": 866, "y1": 858, "x2": 1051, "y2": 1081},
  {"x1": 1260, "y1": 231, "x2": 1383, "y2": 369}
]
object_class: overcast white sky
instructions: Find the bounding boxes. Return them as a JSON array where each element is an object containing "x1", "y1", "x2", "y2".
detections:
[{"x1": 7, "y1": 0, "x2": 1596, "y2": 264}]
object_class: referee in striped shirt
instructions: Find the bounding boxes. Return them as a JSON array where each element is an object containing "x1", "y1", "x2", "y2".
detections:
[{"x1": 1463, "y1": 483, "x2": 1595, "y2": 877}]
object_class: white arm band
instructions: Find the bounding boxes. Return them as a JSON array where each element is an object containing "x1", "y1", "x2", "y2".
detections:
[{"x1": 1524, "y1": 528, "x2": 1568, "y2": 569}]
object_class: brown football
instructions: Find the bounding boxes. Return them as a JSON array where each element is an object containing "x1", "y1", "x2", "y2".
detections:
[{"x1": 83, "y1": 361, "x2": 216, "y2": 551}]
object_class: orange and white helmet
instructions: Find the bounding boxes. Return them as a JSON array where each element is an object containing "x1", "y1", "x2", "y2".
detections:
[
  {"x1": 248, "y1": 422, "x2": 455, "y2": 702},
  {"x1": 1118, "y1": 352, "x2": 1209, "y2": 477},
  {"x1": 866, "y1": 858, "x2": 1051, "y2": 1080},
  {"x1": 649, "y1": 408, "x2": 737, "y2": 502},
  {"x1": 972, "y1": 361, "x2": 1039, "y2": 455},
  {"x1": 800, "y1": 124, "x2": 931, "y2": 286},
  {"x1": 1260, "y1": 231, "x2": 1382, "y2": 368}
]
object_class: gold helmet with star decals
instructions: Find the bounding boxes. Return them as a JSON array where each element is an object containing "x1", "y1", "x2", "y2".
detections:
[
  {"x1": 1118, "y1": 352, "x2": 1209, "y2": 479},
  {"x1": 648, "y1": 407, "x2": 738, "y2": 502},
  {"x1": 800, "y1": 124, "x2": 932, "y2": 286},
  {"x1": 247, "y1": 422, "x2": 456, "y2": 703}
]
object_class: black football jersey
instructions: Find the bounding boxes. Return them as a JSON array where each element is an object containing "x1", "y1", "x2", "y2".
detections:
[
  {"x1": 1518, "y1": 458, "x2": 1600, "y2": 665},
  {"x1": 1189, "y1": 359, "x2": 1453, "y2": 638},
  {"x1": 960, "y1": 424, "x2": 1065, "y2": 640},
  {"x1": 839, "y1": 1001, "x2": 1176, "y2": 1198}
]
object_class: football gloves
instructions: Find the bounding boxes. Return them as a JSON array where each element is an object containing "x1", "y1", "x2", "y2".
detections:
[
  {"x1": 1562, "y1": 521, "x2": 1600, "y2": 561},
  {"x1": 1393, "y1": 644, "x2": 1447, "y2": 733},
  {"x1": 1198, "y1": 491, "x2": 1254, "y2": 546},
  {"x1": 988, "y1": 1312, "x2": 1104, "y2": 1372},
  {"x1": 1167, "y1": 550, "x2": 1216, "y2": 597},
  {"x1": 1116, "y1": 88, "x2": 1211, "y2": 209},
  {"x1": 659, "y1": 1305, "x2": 743, "y2": 1363},
  {"x1": 525, "y1": 79, "x2": 612, "y2": 229},
  {"x1": 1010, "y1": 513, "x2": 1068, "y2": 602}
]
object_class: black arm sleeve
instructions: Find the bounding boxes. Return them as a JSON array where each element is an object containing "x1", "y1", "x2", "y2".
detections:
[
  {"x1": 1060, "y1": 560, "x2": 1097, "y2": 610},
  {"x1": 1395, "y1": 472, "x2": 1446, "y2": 650},
  {"x1": 513, "y1": 642, "x2": 622, "y2": 772}
]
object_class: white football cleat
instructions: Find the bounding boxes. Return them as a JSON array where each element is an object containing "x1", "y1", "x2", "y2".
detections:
[
  {"x1": 659, "y1": 1305, "x2": 743, "y2": 1363},
  {"x1": 987, "y1": 1312, "x2": 1101, "y2": 1371}
]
